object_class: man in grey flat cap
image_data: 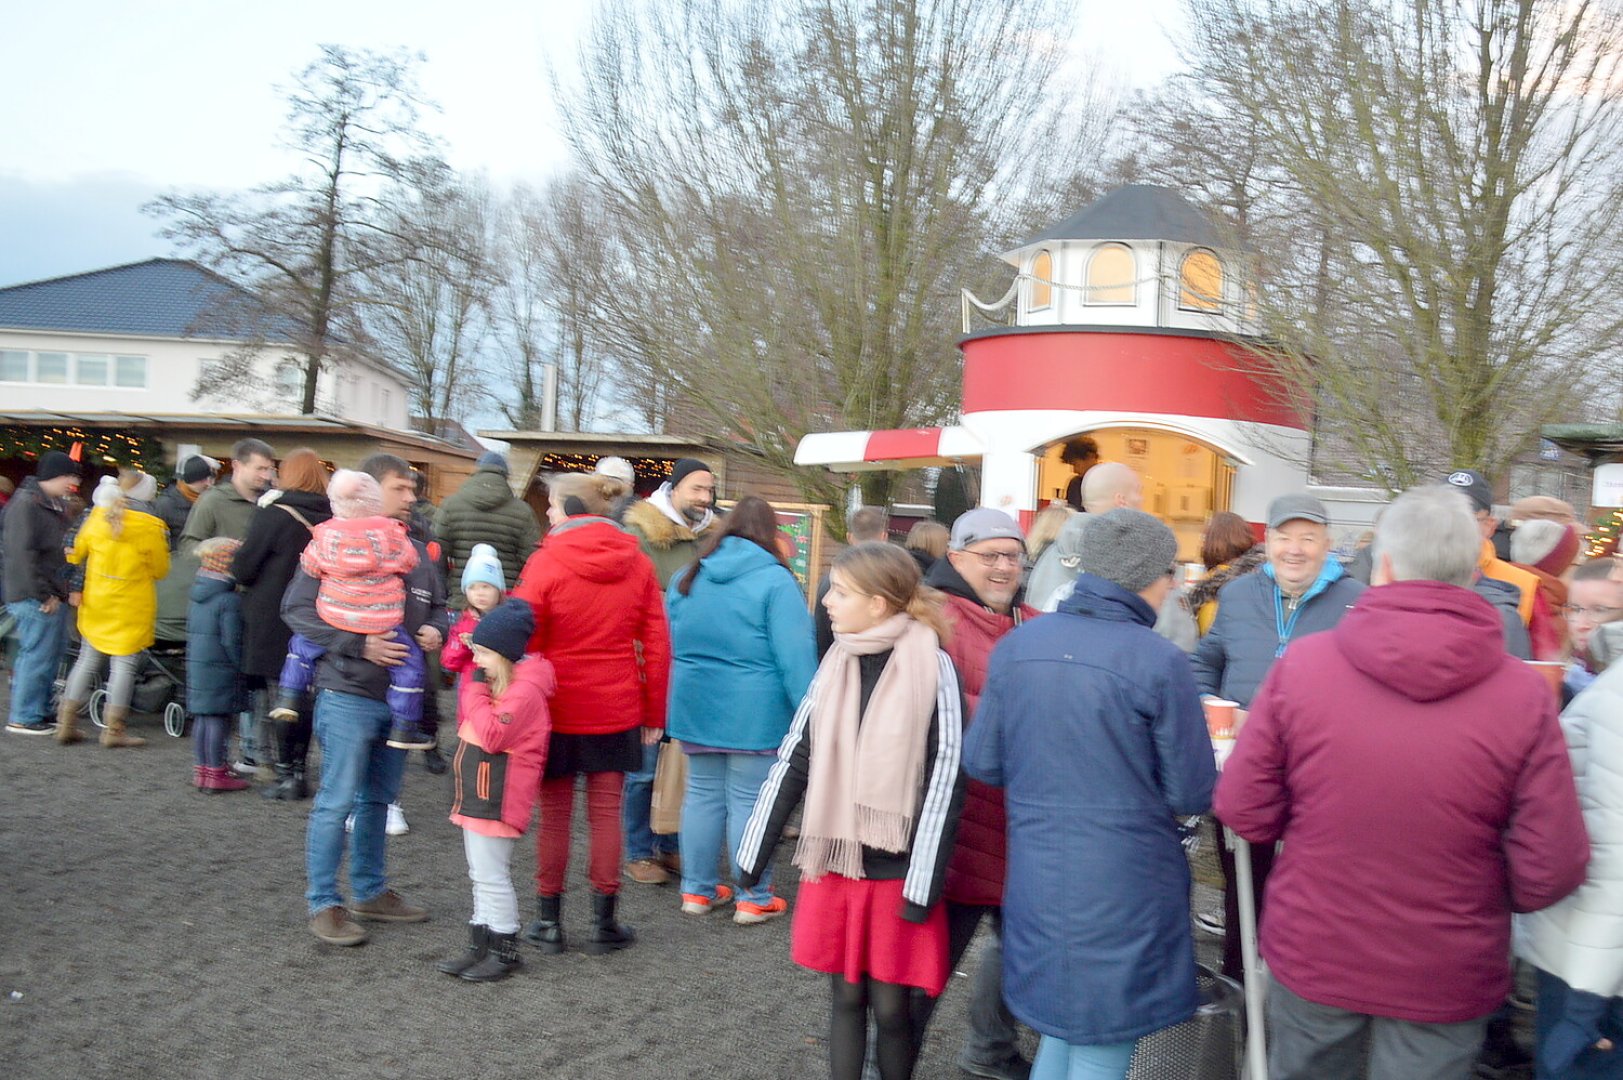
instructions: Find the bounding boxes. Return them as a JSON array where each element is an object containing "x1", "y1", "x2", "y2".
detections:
[
  {"x1": 965, "y1": 508, "x2": 1217, "y2": 1078},
  {"x1": 1191, "y1": 492, "x2": 1365, "y2": 980}
]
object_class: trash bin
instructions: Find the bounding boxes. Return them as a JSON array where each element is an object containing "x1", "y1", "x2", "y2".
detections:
[{"x1": 1128, "y1": 964, "x2": 1245, "y2": 1080}]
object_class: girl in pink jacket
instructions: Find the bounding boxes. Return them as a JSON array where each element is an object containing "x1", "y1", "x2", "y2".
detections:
[{"x1": 436, "y1": 599, "x2": 554, "y2": 982}]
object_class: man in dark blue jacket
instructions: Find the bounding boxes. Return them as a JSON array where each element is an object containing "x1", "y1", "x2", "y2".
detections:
[
  {"x1": 1191, "y1": 492, "x2": 1364, "y2": 980},
  {"x1": 284, "y1": 453, "x2": 447, "y2": 947},
  {"x1": 966, "y1": 509, "x2": 1216, "y2": 1078}
]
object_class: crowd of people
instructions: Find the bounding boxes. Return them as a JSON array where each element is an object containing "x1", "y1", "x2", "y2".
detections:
[{"x1": 5, "y1": 437, "x2": 1623, "y2": 1080}]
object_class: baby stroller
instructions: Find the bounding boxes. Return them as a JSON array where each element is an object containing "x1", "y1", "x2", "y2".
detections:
[{"x1": 87, "y1": 642, "x2": 188, "y2": 739}]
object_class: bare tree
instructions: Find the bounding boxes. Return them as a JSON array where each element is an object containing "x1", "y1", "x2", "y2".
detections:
[
  {"x1": 146, "y1": 45, "x2": 437, "y2": 413},
  {"x1": 361, "y1": 161, "x2": 497, "y2": 424},
  {"x1": 556, "y1": 0, "x2": 1115, "y2": 511},
  {"x1": 1175, "y1": 0, "x2": 1623, "y2": 488}
]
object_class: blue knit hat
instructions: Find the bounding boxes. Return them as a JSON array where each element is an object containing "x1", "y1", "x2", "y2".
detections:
[
  {"x1": 471, "y1": 599, "x2": 534, "y2": 662},
  {"x1": 460, "y1": 542, "x2": 506, "y2": 595}
]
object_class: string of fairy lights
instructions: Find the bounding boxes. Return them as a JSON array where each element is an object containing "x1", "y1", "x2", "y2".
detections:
[
  {"x1": 536, "y1": 452, "x2": 674, "y2": 481},
  {"x1": 0, "y1": 425, "x2": 166, "y2": 472},
  {"x1": 1588, "y1": 509, "x2": 1622, "y2": 558}
]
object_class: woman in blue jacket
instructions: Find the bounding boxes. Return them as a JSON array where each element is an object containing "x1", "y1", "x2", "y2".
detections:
[{"x1": 666, "y1": 496, "x2": 816, "y2": 924}]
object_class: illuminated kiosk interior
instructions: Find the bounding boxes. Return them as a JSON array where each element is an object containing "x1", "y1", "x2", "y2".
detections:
[{"x1": 795, "y1": 184, "x2": 1310, "y2": 561}]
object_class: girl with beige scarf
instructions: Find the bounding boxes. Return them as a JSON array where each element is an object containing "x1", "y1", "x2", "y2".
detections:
[{"x1": 738, "y1": 543, "x2": 966, "y2": 1080}]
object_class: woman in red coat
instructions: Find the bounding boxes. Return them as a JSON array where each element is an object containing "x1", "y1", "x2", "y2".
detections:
[{"x1": 512, "y1": 471, "x2": 670, "y2": 955}]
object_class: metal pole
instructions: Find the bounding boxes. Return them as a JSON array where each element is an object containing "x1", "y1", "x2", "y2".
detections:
[
  {"x1": 1228, "y1": 827, "x2": 1269, "y2": 1080},
  {"x1": 541, "y1": 362, "x2": 559, "y2": 432}
]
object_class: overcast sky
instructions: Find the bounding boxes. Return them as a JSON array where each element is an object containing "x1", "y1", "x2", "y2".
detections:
[{"x1": 0, "y1": 0, "x2": 1183, "y2": 288}]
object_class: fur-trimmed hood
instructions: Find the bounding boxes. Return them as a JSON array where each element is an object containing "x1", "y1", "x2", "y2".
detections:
[{"x1": 623, "y1": 497, "x2": 699, "y2": 550}]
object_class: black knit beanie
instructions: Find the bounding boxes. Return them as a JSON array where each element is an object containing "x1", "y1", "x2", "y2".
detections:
[
  {"x1": 36, "y1": 451, "x2": 80, "y2": 481},
  {"x1": 471, "y1": 599, "x2": 535, "y2": 663},
  {"x1": 669, "y1": 457, "x2": 713, "y2": 490}
]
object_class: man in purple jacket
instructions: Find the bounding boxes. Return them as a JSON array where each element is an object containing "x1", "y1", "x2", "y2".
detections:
[{"x1": 1215, "y1": 484, "x2": 1588, "y2": 1080}]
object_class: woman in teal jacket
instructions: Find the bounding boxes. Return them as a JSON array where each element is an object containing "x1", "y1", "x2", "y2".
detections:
[{"x1": 666, "y1": 496, "x2": 816, "y2": 924}]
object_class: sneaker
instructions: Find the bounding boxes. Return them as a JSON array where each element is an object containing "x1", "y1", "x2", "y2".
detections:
[
  {"x1": 626, "y1": 858, "x2": 670, "y2": 885},
  {"x1": 733, "y1": 895, "x2": 788, "y2": 924},
  {"x1": 1194, "y1": 911, "x2": 1226, "y2": 937},
  {"x1": 386, "y1": 802, "x2": 409, "y2": 836},
  {"x1": 229, "y1": 758, "x2": 258, "y2": 778},
  {"x1": 350, "y1": 889, "x2": 429, "y2": 923},
  {"x1": 6, "y1": 719, "x2": 57, "y2": 735},
  {"x1": 680, "y1": 884, "x2": 735, "y2": 915},
  {"x1": 309, "y1": 905, "x2": 370, "y2": 946}
]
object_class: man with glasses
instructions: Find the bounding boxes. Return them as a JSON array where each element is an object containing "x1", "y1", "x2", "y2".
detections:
[
  {"x1": 911, "y1": 508, "x2": 1040, "y2": 1079},
  {"x1": 1193, "y1": 493, "x2": 1365, "y2": 982}
]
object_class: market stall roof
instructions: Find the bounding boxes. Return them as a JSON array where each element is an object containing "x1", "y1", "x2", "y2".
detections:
[
  {"x1": 1543, "y1": 423, "x2": 1623, "y2": 460},
  {"x1": 795, "y1": 426, "x2": 983, "y2": 471}
]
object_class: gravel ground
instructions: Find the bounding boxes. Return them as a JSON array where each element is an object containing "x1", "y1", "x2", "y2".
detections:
[{"x1": 0, "y1": 692, "x2": 1022, "y2": 1080}]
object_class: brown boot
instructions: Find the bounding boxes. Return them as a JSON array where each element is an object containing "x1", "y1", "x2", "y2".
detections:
[
  {"x1": 99, "y1": 705, "x2": 146, "y2": 748},
  {"x1": 55, "y1": 698, "x2": 85, "y2": 745}
]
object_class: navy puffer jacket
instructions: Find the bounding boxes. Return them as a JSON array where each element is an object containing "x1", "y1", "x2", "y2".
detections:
[{"x1": 187, "y1": 570, "x2": 247, "y2": 715}]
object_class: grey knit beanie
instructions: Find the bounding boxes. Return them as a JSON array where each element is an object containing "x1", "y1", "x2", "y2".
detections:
[{"x1": 1078, "y1": 508, "x2": 1178, "y2": 593}]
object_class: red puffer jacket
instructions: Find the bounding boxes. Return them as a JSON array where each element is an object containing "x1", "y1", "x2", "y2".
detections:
[
  {"x1": 511, "y1": 515, "x2": 670, "y2": 736},
  {"x1": 927, "y1": 558, "x2": 1039, "y2": 906}
]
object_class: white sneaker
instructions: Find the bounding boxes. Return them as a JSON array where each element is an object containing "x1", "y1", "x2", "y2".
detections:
[{"x1": 386, "y1": 802, "x2": 409, "y2": 836}]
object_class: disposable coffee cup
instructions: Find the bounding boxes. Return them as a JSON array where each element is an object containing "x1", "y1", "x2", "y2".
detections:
[
  {"x1": 1204, "y1": 698, "x2": 1238, "y2": 740},
  {"x1": 1526, "y1": 661, "x2": 1565, "y2": 699}
]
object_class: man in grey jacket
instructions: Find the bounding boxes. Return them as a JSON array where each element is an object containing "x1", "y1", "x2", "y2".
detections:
[{"x1": 1192, "y1": 492, "x2": 1364, "y2": 980}]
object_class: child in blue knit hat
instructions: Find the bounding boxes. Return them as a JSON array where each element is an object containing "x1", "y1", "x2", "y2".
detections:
[{"x1": 441, "y1": 543, "x2": 506, "y2": 682}]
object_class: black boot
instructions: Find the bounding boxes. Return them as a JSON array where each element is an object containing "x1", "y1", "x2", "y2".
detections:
[
  {"x1": 584, "y1": 890, "x2": 636, "y2": 955},
  {"x1": 421, "y1": 741, "x2": 448, "y2": 776},
  {"x1": 521, "y1": 894, "x2": 565, "y2": 953},
  {"x1": 460, "y1": 930, "x2": 522, "y2": 982},
  {"x1": 261, "y1": 762, "x2": 297, "y2": 801},
  {"x1": 436, "y1": 924, "x2": 489, "y2": 976}
]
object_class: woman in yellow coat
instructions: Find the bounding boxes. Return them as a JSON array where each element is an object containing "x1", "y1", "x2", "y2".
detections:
[{"x1": 58, "y1": 470, "x2": 170, "y2": 747}]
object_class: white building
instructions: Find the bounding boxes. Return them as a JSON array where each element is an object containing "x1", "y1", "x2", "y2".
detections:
[{"x1": 0, "y1": 259, "x2": 410, "y2": 428}]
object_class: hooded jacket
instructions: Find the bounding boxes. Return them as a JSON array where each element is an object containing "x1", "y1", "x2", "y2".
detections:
[
  {"x1": 925, "y1": 555, "x2": 1039, "y2": 907},
  {"x1": 623, "y1": 493, "x2": 708, "y2": 588},
  {"x1": 1215, "y1": 580, "x2": 1589, "y2": 1023},
  {"x1": 511, "y1": 515, "x2": 670, "y2": 736},
  {"x1": 186, "y1": 570, "x2": 247, "y2": 716},
  {"x1": 451, "y1": 655, "x2": 556, "y2": 839},
  {"x1": 1192, "y1": 559, "x2": 1364, "y2": 706},
  {"x1": 964, "y1": 573, "x2": 1217, "y2": 1044},
  {"x1": 665, "y1": 536, "x2": 816, "y2": 751},
  {"x1": 70, "y1": 505, "x2": 170, "y2": 655},
  {"x1": 433, "y1": 466, "x2": 542, "y2": 607},
  {"x1": 2, "y1": 477, "x2": 71, "y2": 604},
  {"x1": 1517, "y1": 623, "x2": 1623, "y2": 998}
]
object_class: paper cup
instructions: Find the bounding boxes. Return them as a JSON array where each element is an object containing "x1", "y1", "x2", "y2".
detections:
[
  {"x1": 1526, "y1": 661, "x2": 1565, "y2": 699},
  {"x1": 1204, "y1": 698, "x2": 1238, "y2": 740}
]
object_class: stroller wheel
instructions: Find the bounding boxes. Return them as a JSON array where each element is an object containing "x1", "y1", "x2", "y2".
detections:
[
  {"x1": 164, "y1": 702, "x2": 186, "y2": 738},
  {"x1": 88, "y1": 688, "x2": 108, "y2": 728}
]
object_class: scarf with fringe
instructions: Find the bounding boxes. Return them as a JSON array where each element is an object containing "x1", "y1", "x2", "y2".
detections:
[{"x1": 796, "y1": 613, "x2": 940, "y2": 881}]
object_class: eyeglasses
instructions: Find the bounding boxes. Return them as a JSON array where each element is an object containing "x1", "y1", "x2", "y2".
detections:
[
  {"x1": 964, "y1": 550, "x2": 1023, "y2": 569},
  {"x1": 1564, "y1": 605, "x2": 1623, "y2": 621}
]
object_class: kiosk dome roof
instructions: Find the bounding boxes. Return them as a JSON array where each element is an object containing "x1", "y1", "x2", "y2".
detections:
[{"x1": 1018, "y1": 184, "x2": 1221, "y2": 248}]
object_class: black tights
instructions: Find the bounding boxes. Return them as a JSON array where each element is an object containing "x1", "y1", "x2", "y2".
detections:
[{"x1": 830, "y1": 975, "x2": 916, "y2": 1080}]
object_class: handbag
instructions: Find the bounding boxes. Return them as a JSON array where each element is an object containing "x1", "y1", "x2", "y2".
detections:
[{"x1": 649, "y1": 739, "x2": 687, "y2": 835}]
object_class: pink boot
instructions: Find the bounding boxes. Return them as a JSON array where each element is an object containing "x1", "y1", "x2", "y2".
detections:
[{"x1": 200, "y1": 765, "x2": 251, "y2": 794}]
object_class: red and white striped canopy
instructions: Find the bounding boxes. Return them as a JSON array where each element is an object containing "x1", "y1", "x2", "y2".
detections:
[{"x1": 795, "y1": 426, "x2": 983, "y2": 471}]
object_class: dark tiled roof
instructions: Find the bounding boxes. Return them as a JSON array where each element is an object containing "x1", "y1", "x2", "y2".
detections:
[
  {"x1": 1020, "y1": 184, "x2": 1222, "y2": 247},
  {"x1": 0, "y1": 258, "x2": 296, "y2": 340}
]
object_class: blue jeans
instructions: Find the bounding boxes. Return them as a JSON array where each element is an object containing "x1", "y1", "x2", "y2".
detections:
[
  {"x1": 7, "y1": 599, "x2": 66, "y2": 726},
  {"x1": 305, "y1": 689, "x2": 407, "y2": 914},
  {"x1": 679, "y1": 751, "x2": 775, "y2": 903},
  {"x1": 623, "y1": 739, "x2": 677, "y2": 861},
  {"x1": 1031, "y1": 1035, "x2": 1136, "y2": 1080}
]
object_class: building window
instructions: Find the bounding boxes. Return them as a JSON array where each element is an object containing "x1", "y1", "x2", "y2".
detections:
[
  {"x1": 1179, "y1": 249, "x2": 1224, "y2": 313},
  {"x1": 76, "y1": 354, "x2": 110, "y2": 385},
  {"x1": 1030, "y1": 249, "x2": 1054, "y2": 310},
  {"x1": 1086, "y1": 244, "x2": 1137, "y2": 306},
  {"x1": 0, "y1": 350, "x2": 27, "y2": 382},
  {"x1": 114, "y1": 355, "x2": 147, "y2": 388},
  {"x1": 35, "y1": 352, "x2": 69, "y2": 384}
]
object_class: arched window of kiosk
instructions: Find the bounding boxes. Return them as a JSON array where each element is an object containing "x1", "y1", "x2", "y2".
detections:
[
  {"x1": 1029, "y1": 249, "x2": 1054, "y2": 311},
  {"x1": 1179, "y1": 248, "x2": 1224, "y2": 313},
  {"x1": 1086, "y1": 243, "x2": 1136, "y2": 306}
]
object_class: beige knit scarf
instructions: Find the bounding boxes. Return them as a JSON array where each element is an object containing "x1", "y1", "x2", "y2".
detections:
[{"x1": 796, "y1": 613, "x2": 941, "y2": 881}]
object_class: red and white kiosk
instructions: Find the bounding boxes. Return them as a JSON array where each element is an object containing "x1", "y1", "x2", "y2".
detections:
[{"x1": 796, "y1": 185, "x2": 1312, "y2": 557}]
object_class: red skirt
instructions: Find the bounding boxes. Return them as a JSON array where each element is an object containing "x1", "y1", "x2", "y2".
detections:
[{"x1": 790, "y1": 874, "x2": 949, "y2": 996}]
